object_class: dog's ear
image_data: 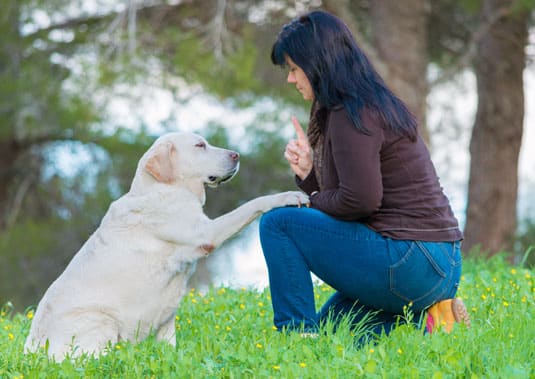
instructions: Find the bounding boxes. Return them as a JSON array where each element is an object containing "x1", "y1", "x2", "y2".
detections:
[{"x1": 145, "y1": 142, "x2": 177, "y2": 183}]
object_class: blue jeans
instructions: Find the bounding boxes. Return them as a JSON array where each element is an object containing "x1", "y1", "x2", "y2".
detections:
[{"x1": 259, "y1": 207, "x2": 462, "y2": 336}]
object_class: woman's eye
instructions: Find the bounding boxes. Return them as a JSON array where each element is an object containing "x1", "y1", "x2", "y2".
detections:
[{"x1": 195, "y1": 142, "x2": 206, "y2": 149}]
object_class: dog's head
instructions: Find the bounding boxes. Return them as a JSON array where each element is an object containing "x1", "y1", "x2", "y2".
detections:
[{"x1": 141, "y1": 132, "x2": 240, "y2": 188}]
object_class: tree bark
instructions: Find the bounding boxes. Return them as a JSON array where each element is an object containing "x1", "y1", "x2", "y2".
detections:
[
  {"x1": 323, "y1": 0, "x2": 430, "y2": 144},
  {"x1": 0, "y1": 141, "x2": 24, "y2": 229},
  {"x1": 369, "y1": 0, "x2": 430, "y2": 145},
  {"x1": 0, "y1": 0, "x2": 22, "y2": 230},
  {"x1": 463, "y1": 0, "x2": 528, "y2": 257}
]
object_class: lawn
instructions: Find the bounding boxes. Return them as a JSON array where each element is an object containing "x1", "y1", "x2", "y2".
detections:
[{"x1": 1, "y1": 255, "x2": 533, "y2": 378}]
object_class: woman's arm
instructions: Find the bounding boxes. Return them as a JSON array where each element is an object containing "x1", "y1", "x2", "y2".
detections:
[{"x1": 310, "y1": 109, "x2": 384, "y2": 220}]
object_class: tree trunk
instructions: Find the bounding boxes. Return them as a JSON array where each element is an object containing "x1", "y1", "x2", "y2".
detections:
[
  {"x1": 323, "y1": 0, "x2": 430, "y2": 144},
  {"x1": 369, "y1": 0, "x2": 430, "y2": 144},
  {"x1": 463, "y1": 0, "x2": 528, "y2": 257},
  {"x1": 0, "y1": 0, "x2": 22, "y2": 230},
  {"x1": 0, "y1": 141, "x2": 24, "y2": 229}
]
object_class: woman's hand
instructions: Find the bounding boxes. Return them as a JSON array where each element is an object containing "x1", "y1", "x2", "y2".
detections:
[{"x1": 284, "y1": 116, "x2": 313, "y2": 180}]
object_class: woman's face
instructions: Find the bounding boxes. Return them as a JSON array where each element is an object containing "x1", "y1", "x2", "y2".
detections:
[{"x1": 285, "y1": 57, "x2": 314, "y2": 101}]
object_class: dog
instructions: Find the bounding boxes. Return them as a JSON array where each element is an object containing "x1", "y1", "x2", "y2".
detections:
[{"x1": 24, "y1": 131, "x2": 309, "y2": 360}]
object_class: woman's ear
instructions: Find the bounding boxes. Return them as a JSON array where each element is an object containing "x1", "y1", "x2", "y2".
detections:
[{"x1": 144, "y1": 142, "x2": 177, "y2": 183}]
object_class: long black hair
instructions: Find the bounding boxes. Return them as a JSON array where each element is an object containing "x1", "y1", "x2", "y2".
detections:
[{"x1": 271, "y1": 10, "x2": 417, "y2": 140}]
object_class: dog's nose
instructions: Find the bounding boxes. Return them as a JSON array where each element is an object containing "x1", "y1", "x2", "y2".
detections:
[{"x1": 230, "y1": 151, "x2": 239, "y2": 161}]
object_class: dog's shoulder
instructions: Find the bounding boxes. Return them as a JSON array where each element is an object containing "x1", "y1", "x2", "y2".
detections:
[{"x1": 102, "y1": 187, "x2": 205, "y2": 227}]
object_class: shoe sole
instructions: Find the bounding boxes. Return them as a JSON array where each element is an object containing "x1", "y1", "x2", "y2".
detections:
[{"x1": 451, "y1": 298, "x2": 471, "y2": 328}]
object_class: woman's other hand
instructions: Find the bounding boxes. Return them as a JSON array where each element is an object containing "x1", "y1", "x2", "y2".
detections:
[{"x1": 285, "y1": 116, "x2": 313, "y2": 180}]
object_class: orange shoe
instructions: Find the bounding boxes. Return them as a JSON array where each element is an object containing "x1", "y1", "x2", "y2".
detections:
[{"x1": 425, "y1": 298, "x2": 471, "y2": 333}]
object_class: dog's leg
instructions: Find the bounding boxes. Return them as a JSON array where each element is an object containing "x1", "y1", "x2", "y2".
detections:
[
  {"x1": 203, "y1": 191, "x2": 308, "y2": 247},
  {"x1": 150, "y1": 191, "x2": 307, "y2": 256}
]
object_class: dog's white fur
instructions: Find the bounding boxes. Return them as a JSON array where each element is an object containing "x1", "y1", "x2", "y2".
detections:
[{"x1": 24, "y1": 132, "x2": 308, "y2": 360}]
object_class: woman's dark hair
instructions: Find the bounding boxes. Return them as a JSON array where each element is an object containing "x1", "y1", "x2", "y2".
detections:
[{"x1": 271, "y1": 10, "x2": 417, "y2": 140}]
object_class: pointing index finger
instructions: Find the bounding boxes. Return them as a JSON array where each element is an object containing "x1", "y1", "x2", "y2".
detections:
[{"x1": 291, "y1": 116, "x2": 307, "y2": 142}]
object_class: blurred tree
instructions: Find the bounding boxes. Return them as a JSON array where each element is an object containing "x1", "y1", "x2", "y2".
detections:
[
  {"x1": 0, "y1": 0, "x2": 99, "y2": 230},
  {"x1": 463, "y1": 0, "x2": 530, "y2": 257},
  {"x1": 322, "y1": 0, "x2": 430, "y2": 143},
  {"x1": 0, "y1": 0, "x2": 158, "y2": 307}
]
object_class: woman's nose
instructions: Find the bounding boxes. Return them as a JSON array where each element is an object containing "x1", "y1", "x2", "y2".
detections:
[{"x1": 287, "y1": 72, "x2": 296, "y2": 83}]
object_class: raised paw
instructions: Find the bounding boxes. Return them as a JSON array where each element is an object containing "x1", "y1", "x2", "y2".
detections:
[{"x1": 276, "y1": 191, "x2": 310, "y2": 208}]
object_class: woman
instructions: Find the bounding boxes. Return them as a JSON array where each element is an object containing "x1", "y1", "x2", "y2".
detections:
[{"x1": 259, "y1": 10, "x2": 470, "y2": 337}]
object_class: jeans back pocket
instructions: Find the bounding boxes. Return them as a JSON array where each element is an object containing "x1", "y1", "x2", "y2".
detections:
[{"x1": 389, "y1": 240, "x2": 451, "y2": 305}]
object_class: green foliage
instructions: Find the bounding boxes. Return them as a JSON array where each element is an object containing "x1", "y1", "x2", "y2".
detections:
[
  {"x1": 0, "y1": 256, "x2": 533, "y2": 378},
  {"x1": 157, "y1": 26, "x2": 267, "y2": 100},
  {"x1": 512, "y1": 0, "x2": 535, "y2": 12},
  {"x1": 0, "y1": 0, "x2": 101, "y2": 139},
  {"x1": 0, "y1": 217, "x2": 87, "y2": 309}
]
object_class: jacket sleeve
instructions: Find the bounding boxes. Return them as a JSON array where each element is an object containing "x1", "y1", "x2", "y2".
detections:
[
  {"x1": 309, "y1": 109, "x2": 384, "y2": 220},
  {"x1": 295, "y1": 169, "x2": 320, "y2": 195}
]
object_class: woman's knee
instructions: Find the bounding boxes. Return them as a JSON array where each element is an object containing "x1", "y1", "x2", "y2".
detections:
[
  {"x1": 260, "y1": 207, "x2": 296, "y2": 233},
  {"x1": 260, "y1": 208, "x2": 280, "y2": 234}
]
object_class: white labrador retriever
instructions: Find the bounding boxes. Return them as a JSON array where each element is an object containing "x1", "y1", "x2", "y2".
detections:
[{"x1": 24, "y1": 132, "x2": 308, "y2": 360}]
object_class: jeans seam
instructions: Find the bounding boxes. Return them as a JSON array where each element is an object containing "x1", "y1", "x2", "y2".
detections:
[
  {"x1": 416, "y1": 241, "x2": 447, "y2": 277},
  {"x1": 285, "y1": 222, "x2": 383, "y2": 242}
]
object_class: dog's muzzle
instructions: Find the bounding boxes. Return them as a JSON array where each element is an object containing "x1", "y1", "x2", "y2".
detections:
[{"x1": 207, "y1": 162, "x2": 240, "y2": 188}]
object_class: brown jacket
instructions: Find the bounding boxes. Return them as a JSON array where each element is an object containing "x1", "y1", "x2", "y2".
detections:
[{"x1": 297, "y1": 106, "x2": 463, "y2": 242}]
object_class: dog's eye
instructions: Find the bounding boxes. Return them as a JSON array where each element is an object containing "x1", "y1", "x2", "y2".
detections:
[{"x1": 195, "y1": 142, "x2": 206, "y2": 149}]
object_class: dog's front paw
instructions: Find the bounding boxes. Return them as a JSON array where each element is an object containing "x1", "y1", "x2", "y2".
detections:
[{"x1": 274, "y1": 191, "x2": 310, "y2": 208}]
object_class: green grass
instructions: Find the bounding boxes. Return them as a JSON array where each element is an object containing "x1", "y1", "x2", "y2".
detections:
[{"x1": 1, "y1": 255, "x2": 534, "y2": 379}]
